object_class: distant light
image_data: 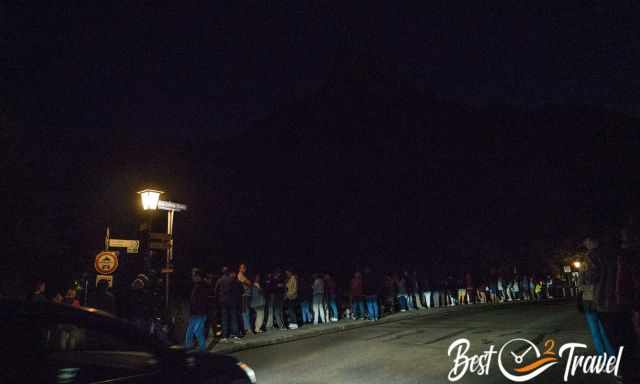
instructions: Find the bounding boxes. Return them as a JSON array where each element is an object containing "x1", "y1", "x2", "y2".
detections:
[
  {"x1": 137, "y1": 189, "x2": 164, "y2": 210},
  {"x1": 573, "y1": 261, "x2": 581, "y2": 269}
]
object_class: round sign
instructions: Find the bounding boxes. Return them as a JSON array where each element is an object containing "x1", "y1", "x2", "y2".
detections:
[{"x1": 95, "y1": 251, "x2": 119, "y2": 275}]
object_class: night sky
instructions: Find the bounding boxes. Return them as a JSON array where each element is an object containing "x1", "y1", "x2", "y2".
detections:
[{"x1": 5, "y1": 2, "x2": 640, "y2": 290}]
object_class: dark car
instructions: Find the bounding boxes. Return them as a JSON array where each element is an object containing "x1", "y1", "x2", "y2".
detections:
[{"x1": 0, "y1": 299, "x2": 256, "y2": 383}]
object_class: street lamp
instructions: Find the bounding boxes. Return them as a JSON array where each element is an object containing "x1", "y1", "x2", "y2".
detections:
[
  {"x1": 573, "y1": 261, "x2": 581, "y2": 269},
  {"x1": 138, "y1": 189, "x2": 164, "y2": 210},
  {"x1": 137, "y1": 188, "x2": 187, "y2": 312}
]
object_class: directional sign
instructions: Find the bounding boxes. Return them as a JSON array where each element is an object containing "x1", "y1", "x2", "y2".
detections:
[
  {"x1": 108, "y1": 239, "x2": 139, "y2": 254},
  {"x1": 95, "y1": 251, "x2": 119, "y2": 275},
  {"x1": 157, "y1": 200, "x2": 187, "y2": 212}
]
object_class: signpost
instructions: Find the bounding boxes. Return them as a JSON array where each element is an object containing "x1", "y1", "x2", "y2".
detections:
[
  {"x1": 108, "y1": 239, "x2": 139, "y2": 254},
  {"x1": 137, "y1": 189, "x2": 187, "y2": 312}
]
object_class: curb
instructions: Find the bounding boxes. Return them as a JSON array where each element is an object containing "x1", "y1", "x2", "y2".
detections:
[{"x1": 209, "y1": 299, "x2": 567, "y2": 354}]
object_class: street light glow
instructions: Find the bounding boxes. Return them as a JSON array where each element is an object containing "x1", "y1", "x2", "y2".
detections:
[
  {"x1": 137, "y1": 189, "x2": 164, "y2": 210},
  {"x1": 573, "y1": 261, "x2": 581, "y2": 269}
]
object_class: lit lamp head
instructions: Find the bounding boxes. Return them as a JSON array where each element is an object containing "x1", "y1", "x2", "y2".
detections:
[
  {"x1": 573, "y1": 261, "x2": 581, "y2": 269},
  {"x1": 137, "y1": 189, "x2": 164, "y2": 210}
]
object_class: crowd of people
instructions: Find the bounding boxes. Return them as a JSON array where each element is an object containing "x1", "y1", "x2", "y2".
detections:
[{"x1": 181, "y1": 263, "x2": 571, "y2": 351}]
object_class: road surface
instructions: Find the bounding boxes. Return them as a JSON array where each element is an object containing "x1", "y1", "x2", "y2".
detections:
[{"x1": 233, "y1": 301, "x2": 622, "y2": 383}]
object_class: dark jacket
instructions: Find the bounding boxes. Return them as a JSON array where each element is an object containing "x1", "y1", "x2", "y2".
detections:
[
  {"x1": 362, "y1": 272, "x2": 376, "y2": 296},
  {"x1": 214, "y1": 274, "x2": 236, "y2": 306},
  {"x1": 190, "y1": 282, "x2": 210, "y2": 315},
  {"x1": 325, "y1": 277, "x2": 337, "y2": 296}
]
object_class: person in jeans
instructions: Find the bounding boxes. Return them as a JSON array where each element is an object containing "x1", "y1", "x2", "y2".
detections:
[
  {"x1": 464, "y1": 272, "x2": 475, "y2": 305},
  {"x1": 363, "y1": 267, "x2": 380, "y2": 321},
  {"x1": 264, "y1": 272, "x2": 274, "y2": 329},
  {"x1": 351, "y1": 271, "x2": 365, "y2": 319},
  {"x1": 185, "y1": 270, "x2": 210, "y2": 352},
  {"x1": 299, "y1": 274, "x2": 313, "y2": 324},
  {"x1": 382, "y1": 273, "x2": 396, "y2": 314},
  {"x1": 324, "y1": 273, "x2": 339, "y2": 322},
  {"x1": 284, "y1": 269, "x2": 299, "y2": 329},
  {"x1": 250, "y1": 274, "x2": 265, "y2": 333},
  {"x1": 497, "y1": 276, "x2": 504, "y2": 302},
  {"x1": 395, "y1": 273, "x2": 409, "y2": 312},
  {"x1": 312, "y1": 273, "x2": 326, "y2": 324},
  {"x1": 237, "y1": 263, "x2": 252, "y2": 335},
  {"x1": 214, "y1": 267, "x2": 240, "y2": 341},
  {"x1": 488, "y1": 279, "x2": 498, "y2": 304},
  {"x1": 422, "y1": 275, "x2": 432, "y2": 309},
  {"x1": 411, "y1": 271, "x2": 423, "y2": 309}
]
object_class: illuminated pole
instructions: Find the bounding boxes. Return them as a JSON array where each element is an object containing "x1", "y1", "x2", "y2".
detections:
[
  {"x1": 137, "y1": 189, "x2": 187, "y2": 312},
  {"x1": 165, "y1": 209, "x2": 174, "y2": 311}
]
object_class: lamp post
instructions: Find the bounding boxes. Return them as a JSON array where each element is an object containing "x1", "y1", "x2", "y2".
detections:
[{"x1": 137, "y1": 189, "x2": 187, "y2": 311}]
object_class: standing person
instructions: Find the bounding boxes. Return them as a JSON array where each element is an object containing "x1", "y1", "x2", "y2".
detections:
[
  {"x1": 272, "y1": 269, "x2": 286, "y2": 329},
  {"x1": 431, "y1": 276, "x2": 441, "y2": 308},
  {"x1": 264, "y1": 272, "x2": 281, "y2": 330},
  {"x1": 185, "y1": 270, "x2": 210, "y2": 352},
  {"x1": 324, "y1": 273, "x2": 339, "y2": 322},
  {"x1": 497, "y1": 276, "x2": 505, "y2": 303},
  {"x1": 128, "y1": 276, "x2": 152, "y2": 334},
  {"x1": 580, "y1": 237, "x2": 614, "y2": 356},
  {"x1": 250, "y1": 274, "x2": 266, "y2": 334},
  {"x1": 299, "y1": 274, "x2": 313, "y2": 325},
  {"x1": 457, "y1": 275, "x2": 466, "y2": 305},
  {"x1": 203, "y1": 272, "x2": 219, "y2": 340},
  {"x1": 488, "y1": 278, "x2": 498, "y2": 304},
  {"x1": 30, "y1": 280, "x2": 47, "y2": 302},
  {"x1": 351, "y1": 272, "x2": 365, "y2": 319},
  {"x1": 464, "y1": 272, "x2": 474, "y2": 305},
  {"x1": 394, "y1": 272, "x2": 409, "y2": 312},
  {"x1": 382, "y1": 273, "x2": 395, "y2": 314},
  {"x1": 363, "y1": 268, "x2": 380, "y2": 321},
  {"x1": 521, "y1": 275, "x2": 530, "y2": 301},
  {"x1": 590, "y1": 229, "x2": 635, "y2": 380},
  {"x1": 529, "y1": 276, "x2": 536, "y2": 300},
  {"x1": 237, "y1": 264, "x2": 252, "y2": 335},
  {"x1": 312, "y1": 273, "x2": 326, "y2": 324},
  {"x1": 264, "y1": 272, "x2": 274, "y2": 329},
  {"x1": 411, "y1": 271, "x2": 424, "y2": 310},
  {"x1": 534, "y1": 279, "x2": 543, "y2": 300},
  {"x1": 214, "y1": 267, "x2": 240, "y2": 341},
  {"x1": 512, "y1": 276, "x2": 520, "y2": 300},
  {"x1": 422, "y1": 274, "x2": 432, "y2": 309},
  {"x1": 64, "y1": 288, "x2": 81, "y2": 307},
  {"x1": 284, "y1": 269, "x2": 298, "y2": 329},
  {"x1": 89, "y1": 280, "x2": 116, "y2": 315},
  {"x1": 546, "y1": 275, "x2": 554, "y2": 299},
  {"x1": 505, "y1": 278, "x2": 513, "y2": 302},
  {"x1": 404, "y1": 271, "x2": 416, "y2": 309}
]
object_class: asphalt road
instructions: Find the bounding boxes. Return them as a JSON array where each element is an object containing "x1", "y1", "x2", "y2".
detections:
[{"x1": 233, "y1": 302, "x2": 622, "y2": 384}]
